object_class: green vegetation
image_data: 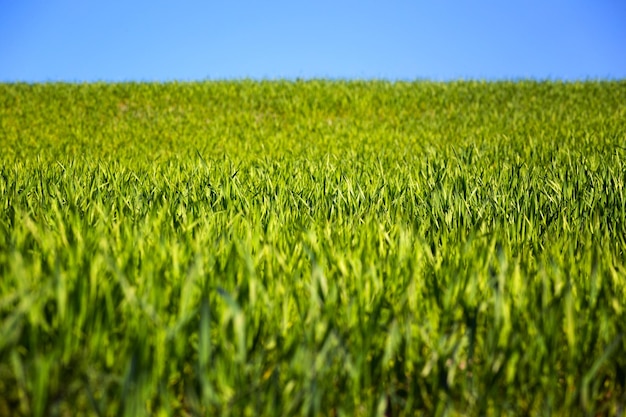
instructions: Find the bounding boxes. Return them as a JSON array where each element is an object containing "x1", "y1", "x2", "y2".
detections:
[{"x1": 1, "y1": 80, "x2": 625, "y2": 416}]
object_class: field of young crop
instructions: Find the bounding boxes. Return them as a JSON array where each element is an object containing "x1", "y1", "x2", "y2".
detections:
[{"x1": 1, "y1": 80, "x2": 625, "y2": 416}]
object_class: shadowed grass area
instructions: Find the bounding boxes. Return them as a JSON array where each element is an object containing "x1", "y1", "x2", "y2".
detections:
[{"x1": 1, "y1": 80, "x2": 625, "y2": 416}]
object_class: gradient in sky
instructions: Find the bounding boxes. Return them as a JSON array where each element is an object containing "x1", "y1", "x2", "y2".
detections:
[{"x1": 1, "y1": 0, "x2": 625, "y2": 82}]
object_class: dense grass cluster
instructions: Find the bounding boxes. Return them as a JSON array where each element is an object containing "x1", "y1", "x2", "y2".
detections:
[{"x1": 1, "y1": 80, "x2": 625, "y2": 416}]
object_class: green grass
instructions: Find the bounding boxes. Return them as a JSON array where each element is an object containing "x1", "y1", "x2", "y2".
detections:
[{"x1": 1, "y1": 80, "x2": 625, "y2": 416}]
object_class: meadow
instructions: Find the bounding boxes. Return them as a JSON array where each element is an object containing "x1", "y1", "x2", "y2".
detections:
[{"x1": 0, "y1": 80, "x2": 625, "y2": 416}]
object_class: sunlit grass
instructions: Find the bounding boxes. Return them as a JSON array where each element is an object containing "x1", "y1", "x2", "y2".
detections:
[{"x1": 1, "y1": 80, "x2": 625, "y2": 416}]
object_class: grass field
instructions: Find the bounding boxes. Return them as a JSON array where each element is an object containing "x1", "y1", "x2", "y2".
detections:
[{"x1": 1, "y1": 80, "x2": 625, "y2": 416}]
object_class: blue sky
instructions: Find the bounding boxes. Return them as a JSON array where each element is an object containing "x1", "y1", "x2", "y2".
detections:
[{"x1": 1, "y1": 0, "x2": 625, "y2": 82}]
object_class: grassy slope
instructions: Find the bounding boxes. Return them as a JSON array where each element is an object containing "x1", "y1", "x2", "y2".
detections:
[{"x1": 1, "y1": 80, "x2": 625, "y2": 416}]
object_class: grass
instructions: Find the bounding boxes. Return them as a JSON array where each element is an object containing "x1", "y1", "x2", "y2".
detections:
[{"x1": 0, "y1": 80, "x2": 625, "y2": 416}]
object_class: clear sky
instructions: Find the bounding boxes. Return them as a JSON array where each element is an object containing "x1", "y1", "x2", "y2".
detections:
[{"x1": 1, "y1": 0, "x2": 625, "y2": 82}]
